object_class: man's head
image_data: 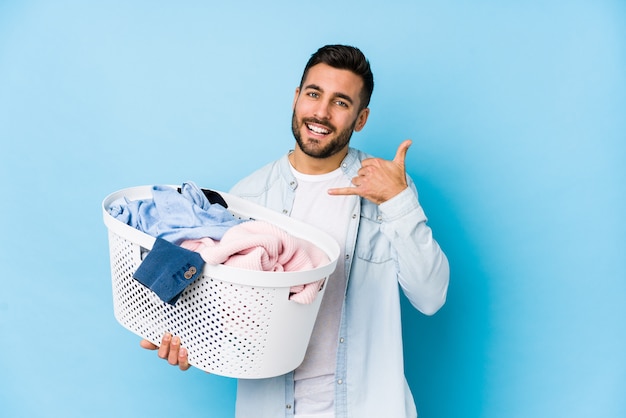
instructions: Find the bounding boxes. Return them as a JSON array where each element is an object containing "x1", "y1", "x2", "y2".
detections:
[
  {"x1": 291, "y1": 45, "x2": 374, "y2": 165},
  {"x1": 299, "y1": 45, "x2": 374, "y2": 112}
]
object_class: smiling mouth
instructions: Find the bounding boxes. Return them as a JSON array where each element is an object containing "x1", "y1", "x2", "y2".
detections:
[{"x1": 306, "y1": 122, "x2": 332, "y2": 135}]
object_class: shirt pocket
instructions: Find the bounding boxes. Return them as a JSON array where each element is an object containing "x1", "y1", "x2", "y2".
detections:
[{"x1": 355, "y1": 217, "x2": 393, "y2": 263}]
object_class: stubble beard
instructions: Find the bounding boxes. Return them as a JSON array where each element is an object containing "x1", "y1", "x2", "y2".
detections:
[{"x1": 291, "y1": 111, "x2": 356, "y2": 159}]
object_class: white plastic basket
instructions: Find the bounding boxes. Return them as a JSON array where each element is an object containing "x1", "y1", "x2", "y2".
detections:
[{"x1": 102, "y1": 185, "x2": 339, "y2": 379}]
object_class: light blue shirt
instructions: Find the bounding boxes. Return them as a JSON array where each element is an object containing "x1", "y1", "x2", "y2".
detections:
[
  {"x1": 229, "y1": 148, "x2": 449, "y2": 418},
  {"x1": 109, "y1": 182, "x2": 245, "y2": 244}
]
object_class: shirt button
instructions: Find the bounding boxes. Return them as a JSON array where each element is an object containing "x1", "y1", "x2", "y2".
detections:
[
  {"x1": 337, "y1": 379, "x2": 343, "y2": 385},
  {"x1": 184, "y1": 266, "x2": 197, "y2": 279},
  {"x1": 352, "y1": 213, "x2": 357, "y2": 219},
  {"x1": 377, "y1": 215, "x2": 383, "y2": 221},
  {"x1": 345, "y1": 254, "x2": 349, "y2": 260},
  {"x1": 282, "y1": 209, "x2": 288, "y2": 214},
  {"x1": 286, "y1": 404, "x2": 292, "y2": 410},
  {"x1": 339, "y1": 337, "x2": 345, "y2": 343}
]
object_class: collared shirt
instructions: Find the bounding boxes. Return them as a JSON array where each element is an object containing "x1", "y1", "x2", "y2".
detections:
[{"x1": 229, "y1": 147, "x2": 450, "y2": 418}]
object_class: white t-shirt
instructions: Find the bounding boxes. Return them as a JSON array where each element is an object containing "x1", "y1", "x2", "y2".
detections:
[{"x1": 289, "y1": 164, "x2": 357, "y2": 417}]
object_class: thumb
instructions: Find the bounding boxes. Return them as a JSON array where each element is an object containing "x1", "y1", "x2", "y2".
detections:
[
  {"x1": 393, "y1": 139, "x2": 412, "y2": 166},
  {"x1": 140, "y1": 339, "x2": 159, "y2": 350}
]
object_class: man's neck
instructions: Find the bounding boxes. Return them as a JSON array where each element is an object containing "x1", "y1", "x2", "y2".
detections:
[{"x1": 289, "y1": 146, "x2": 348, "y2": 175}]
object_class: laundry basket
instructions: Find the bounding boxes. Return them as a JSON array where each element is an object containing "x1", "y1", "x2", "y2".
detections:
[{"x1": 102, "y1": 185, "x2": 339, "y2": 379}]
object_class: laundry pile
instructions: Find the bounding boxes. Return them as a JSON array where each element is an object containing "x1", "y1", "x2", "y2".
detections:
[{"x1": 108, "y1": 182, "x2": 328, "y2": 305}]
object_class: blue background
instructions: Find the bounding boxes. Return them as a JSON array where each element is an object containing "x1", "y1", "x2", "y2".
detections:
[{"x1": 1, "y1": 1, "x2": 625, "y2": 417}]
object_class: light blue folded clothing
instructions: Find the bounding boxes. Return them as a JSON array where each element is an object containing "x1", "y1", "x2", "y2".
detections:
[{"x1": 108, "y1": 182, "x2": 246, "y2": 244}]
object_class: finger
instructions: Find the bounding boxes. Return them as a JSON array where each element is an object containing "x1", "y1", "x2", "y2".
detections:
[
  {"x1": 327, "y1": 186, "x2": 360, "y2": 196},
  {"x1": 178, "y1": 347, "x2": 190, "y2": 371},
  {"x1": 140, "y1": 339, "x2": 159, "y2": 350},
  {"x1": 168, "y1": 336, "x2": 181, "y2": 365},
  {"x1": 393, "y1": 139, "x2": 412, "y2": 166},
  {"x1": 157, "y1": 333, "x2": 172, "y2": 359}
]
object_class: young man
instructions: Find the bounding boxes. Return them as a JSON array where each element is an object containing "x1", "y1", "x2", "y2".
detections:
[{"x1": 143, "y1": 44, "x2": 449, "y2": 418}]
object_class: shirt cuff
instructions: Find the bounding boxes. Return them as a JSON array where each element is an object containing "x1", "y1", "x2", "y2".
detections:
[
  {"x1": 378, "y1": 187, "x2": 426, "y2": 223},
  {"x1": 133, "y1": 237, "x2": 205, "y2": 305}
]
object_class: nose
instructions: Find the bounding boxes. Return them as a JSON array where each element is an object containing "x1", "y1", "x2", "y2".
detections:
[{"x1": 313, "y1": 100, "x2": 330, "y2": 120}]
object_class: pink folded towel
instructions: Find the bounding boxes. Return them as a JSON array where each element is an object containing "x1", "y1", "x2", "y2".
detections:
[{"x1": 181, "y1": 220, "x2": 328, "y2": 304}]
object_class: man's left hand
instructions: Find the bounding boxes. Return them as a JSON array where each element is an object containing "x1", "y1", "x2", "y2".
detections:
[{"x1": 328, "y1": 139, "x2": 412, "y2": 205}]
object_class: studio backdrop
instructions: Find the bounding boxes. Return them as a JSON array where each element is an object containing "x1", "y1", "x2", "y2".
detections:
[{"x1": 0, "y1": 1, "x2": 624, "y2": 417}]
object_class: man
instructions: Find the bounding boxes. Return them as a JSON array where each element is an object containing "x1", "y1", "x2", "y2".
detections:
[{"x1": 143, "y1": 44, "x2": 449, "y2": 418}]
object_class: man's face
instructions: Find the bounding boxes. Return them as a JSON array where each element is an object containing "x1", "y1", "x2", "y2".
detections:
[{"x1": 291, "y1": 63, "x2": 369, "y2": 159}]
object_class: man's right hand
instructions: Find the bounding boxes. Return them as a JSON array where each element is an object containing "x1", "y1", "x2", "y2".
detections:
[{"x1": 140, "y1": 332, "x2": 190, "y2": 371}]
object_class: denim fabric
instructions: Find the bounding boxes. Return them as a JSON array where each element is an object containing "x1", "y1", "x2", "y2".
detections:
[
  {"x1": 133, "y1": 237, "x2": 205, "y2": 305},
  {"x1": 109, "y1": 182, "x2": 246, "y2": 244}
]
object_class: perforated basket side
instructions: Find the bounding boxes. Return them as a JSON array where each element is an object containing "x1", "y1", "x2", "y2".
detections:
[
  {"x1": 175, "y1": 277, "x2": 278, "y2": 376},
  {"x1": 108, "y1": 229, "x2": 325, "y2": 378},
  {"x1": 109, "y1": 231, "x2": 167, "y2": 342}
]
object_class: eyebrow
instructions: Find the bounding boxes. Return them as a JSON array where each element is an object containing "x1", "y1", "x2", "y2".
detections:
[{"x1": 304, "y1": 83, "x2": 355, "y2": 105}]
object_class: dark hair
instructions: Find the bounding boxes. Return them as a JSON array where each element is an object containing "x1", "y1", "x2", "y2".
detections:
[{"x1": 299, "y1": 44, "x2": 374, "y2": 110}]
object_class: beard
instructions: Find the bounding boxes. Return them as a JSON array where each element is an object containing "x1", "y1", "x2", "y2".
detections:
[{"x1": 291, "y1": 111, "x2": 356, "y2": 159}]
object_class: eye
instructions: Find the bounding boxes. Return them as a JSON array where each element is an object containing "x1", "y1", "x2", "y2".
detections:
[
  {"x1": 307, "y1": 92, "x2": 320, "y2": 99},
  {"x1": 335, "y1": 100, "x2": 349, "y2": 108}
]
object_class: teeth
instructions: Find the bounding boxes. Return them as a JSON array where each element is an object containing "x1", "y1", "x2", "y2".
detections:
[{"x1": 307, "y1": 124, "x2": 330, "y2": 134}]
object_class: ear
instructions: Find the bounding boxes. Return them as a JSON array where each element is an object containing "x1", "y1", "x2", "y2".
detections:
[
  {"x1": 292, "y1": 87, "x2": 301, "y2": 110},
  {"x1": 354, "y1": 107, "x2": 370, "y2": 132}
]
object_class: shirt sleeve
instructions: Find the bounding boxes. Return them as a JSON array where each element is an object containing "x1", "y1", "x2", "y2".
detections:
[{"x1": 378, "y1": 185, "x2": 450, "y2": 315}]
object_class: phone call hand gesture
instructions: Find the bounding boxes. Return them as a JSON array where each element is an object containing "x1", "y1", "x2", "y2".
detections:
[{"x1": 329, "y1": 139, "x2": 412, "y2": 205}]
